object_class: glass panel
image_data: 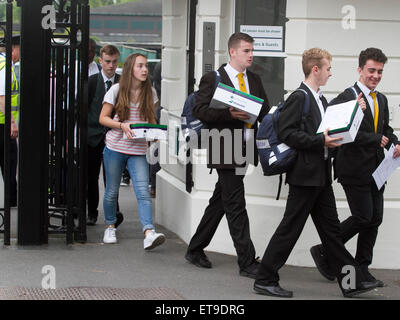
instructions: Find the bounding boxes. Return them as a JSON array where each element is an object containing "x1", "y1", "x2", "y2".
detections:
[
  {"x1": 131, "y1": 21, "x2": 155, "y2": 31},
  {"x1": 235, "y1": 0, "x2": 287, "y2": 106},
  {"x1": 104, "y1": 19, "x2": 128, "y2": 30}
]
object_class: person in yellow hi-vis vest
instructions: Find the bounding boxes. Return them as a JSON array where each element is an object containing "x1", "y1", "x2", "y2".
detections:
[{"x1": 0, "y1": 35, "x2": 20, "y2": 207}]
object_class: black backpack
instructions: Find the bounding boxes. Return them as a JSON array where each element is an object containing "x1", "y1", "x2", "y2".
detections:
[
  {"x1": 181, "y1": 71, "x2": 221, "y2": 147},
  {"x1": 256, "y1": 89, "x2": 310, "y2": 199}
]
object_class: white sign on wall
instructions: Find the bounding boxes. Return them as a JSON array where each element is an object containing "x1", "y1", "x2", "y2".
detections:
[
  {"x1": 240, "y1": 25, "x2": 284, "y2": 57},
  {"x1": 254, "y1": 38, "x2": 282, "y2": 52},
  {"x1": 240, "y1": 25, "x2": 283, "y2": 39}
]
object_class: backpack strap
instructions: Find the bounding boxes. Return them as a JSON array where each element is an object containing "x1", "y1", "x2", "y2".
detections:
[
  {"x1": 348, "y1": 86, "x2": 358, "y2": 99},
  {"x1": 293, "y1": 89, "x2": 310, "y2": 131},
  {"x1": 295, "y1": 89, "x2": 310, "y2": 116},
  {"x1": 214, "y1": 70, "x2": 221, "y2": 90}
]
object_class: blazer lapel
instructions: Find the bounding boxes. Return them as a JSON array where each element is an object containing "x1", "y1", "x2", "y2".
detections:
[
  {"x1": 218, "y1": 65, "x2": 235, "y2": 88},
  {"x1": 376, "y1": 92, "x2": 385, "y2": 133},
  {"x1": 247, "y1": 71, "x2": 258, "y2": 95}
]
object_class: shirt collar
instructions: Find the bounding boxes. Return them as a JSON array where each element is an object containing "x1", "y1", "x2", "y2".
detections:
[
  {"x1": 101, "y1": 69, "x2": 115, "y2": 83},
  {"x1": 302, "y1": 81, "x2": 322, "y2": 99},
  {"x1": 357, "y1": 80, "x2": 376, "y2": 96},
  {"x1": 225, "y1": 62, "x2": 247, "y2": 79}
]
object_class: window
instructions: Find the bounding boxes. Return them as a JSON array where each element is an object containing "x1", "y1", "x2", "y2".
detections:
[
  {"x1": 104, "y1": 20, "x2": 128, "y2": 30},
  {"x1": 131, "y1": 21, "x2": 155, "y2": 31},
  {"x1": 235, "y1": 0, "x2": 287, "y2": 106}
]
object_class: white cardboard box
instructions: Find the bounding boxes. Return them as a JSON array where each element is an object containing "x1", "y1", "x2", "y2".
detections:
[
  {"x1": 316, "y1": 100, "x2": 364, "y2": 145},
  {"x1": 123, "y1": 123, "x2": 168, "y2": 141},
  {"x1": 209, "y1": 83, "x2": 263, "y2": 125}
]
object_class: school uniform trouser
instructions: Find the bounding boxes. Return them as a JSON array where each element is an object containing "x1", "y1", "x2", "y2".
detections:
[
  {"x1": 187, "y1": 168, "x2": 256, "y2": 269},
  {"x1": 0, "y1": 124, "x2": 17, "y2": 205},
  {"x1": 339, "y1": 182, "x2": 384, "y2": 268},
  {"x1": 87, "y1": 140, "x2": 105, "y2": 219},
  {"x1": 256, "y1": 184, "x2": 361, "y2": 286}
]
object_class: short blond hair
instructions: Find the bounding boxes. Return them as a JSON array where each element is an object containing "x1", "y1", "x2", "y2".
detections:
[{"x1": 302, "y1": 48, "x2": 332, "y2": 77}]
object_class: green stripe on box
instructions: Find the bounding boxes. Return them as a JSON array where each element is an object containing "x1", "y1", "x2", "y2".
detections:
[
  {"x1": 326, "y1": 101, "x2": 359, "y2": 134},
  {"x1": 129, "y1": 123, "x2": 167, "y2": 130},
  {"x1": 217, "y1": 83, "x2": 264, "y2": 103}
]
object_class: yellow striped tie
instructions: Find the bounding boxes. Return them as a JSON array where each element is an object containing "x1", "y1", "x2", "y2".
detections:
[
  {"x1": 369, "y1": 91, "x2": 379, "y2": 133},
  {"x1": 238, "y1": 72, "x2": 251, "y2": 128}
]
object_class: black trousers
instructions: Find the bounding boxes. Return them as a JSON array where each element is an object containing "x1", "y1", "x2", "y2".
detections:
[
  {"x1": 0, "y1": 124, "x2": 17, "y2": 205},
  {"x1": 187, "y1": 168, "x2": 256, "y2": 269},
  {"x1": 256, "y1": 184, "x2": 362, "y2": 286},
  {"x1": 340, "y1": 183, "x2": 384, "y2": 267},
  {"x1": 87, "y1": 140, "x2": 105, "y2": 218},
  {"x1": 87, "y1": 141, "x2": 121, "y2": 219}
]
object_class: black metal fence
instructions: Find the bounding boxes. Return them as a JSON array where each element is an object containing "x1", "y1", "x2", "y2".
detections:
[
  {"x1": 0, "y1": 0, "x2": 14, "y2": 246},
  {"x1": 1, "y1": 0, "x2": 89, "y2": 245},
  {"x1": 47, "y1": 0, "x2": 89, "y2": 243}
]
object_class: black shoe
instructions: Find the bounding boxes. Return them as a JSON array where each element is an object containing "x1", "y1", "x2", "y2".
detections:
[
  {"x1": 240, "y1": 260, "x2": 260, "y2": 279},
  {"x1": 254, "y1": 282, "x2": 293, "y2": 298},
  {"x1": 363, "y1": 269, "x2": 385, "y2": 288},
  {"x1": 341, "y1": 280, "x2": 379, "y2": 298},
  {"x1": 87, "y1": 216, "x2": 97, "y2": 226},
  {"x1": 310, "y1": 244, "x2": 336, "y2": 281},
  {"x1": 115, "y1": 212, "x2": 124, "y2": 228},
  {"x1": 185, "y1": 251, "x2": 212, "y2": 269},
  {"x1": 120, "y1": 176, "x2": 130, "y2": 186}
]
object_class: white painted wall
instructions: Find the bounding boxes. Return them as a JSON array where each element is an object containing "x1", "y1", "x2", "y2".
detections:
[{"x1": 156, "y1": 0, "x2": 400, "y2": 269}]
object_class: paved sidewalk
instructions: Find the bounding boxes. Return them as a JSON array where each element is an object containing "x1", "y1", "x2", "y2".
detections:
[{"x1": 1, "y1": 183, "x2": 400, "y2": 300}]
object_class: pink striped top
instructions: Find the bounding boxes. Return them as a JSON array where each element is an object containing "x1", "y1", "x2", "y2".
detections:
[{"x1": 103, "y1": 83, "x2": 158, "y2": 155}]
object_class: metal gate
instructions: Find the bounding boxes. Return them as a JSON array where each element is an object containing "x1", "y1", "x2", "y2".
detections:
[
  {"x1": 0, "y1": 0, "x2": 89, "y2": 245},
  {"x1": 47, "y1": 0, "x2": 89, "y2": 244},
  {"x1": 0, "y1": 0, "x2": 15, "y2": 245}
]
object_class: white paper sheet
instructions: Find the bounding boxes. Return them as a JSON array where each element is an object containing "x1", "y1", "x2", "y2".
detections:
[{"x1": 372, "y1": 144, "x2": 400, "y2": 190}]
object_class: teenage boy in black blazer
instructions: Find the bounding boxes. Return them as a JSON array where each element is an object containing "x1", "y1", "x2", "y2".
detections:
[
  {"x1": 310, "y1": 48, "x2": 400, "y2": 286},
  {"x1": 254, "y1": 48, "x2": 379, "y2": 298},
  {"x1": 185, "y1": 32, "x2": 270, "y2": 279},
  {"x1": 87, "y1": 45, "x2": 122, "y2": 226}
]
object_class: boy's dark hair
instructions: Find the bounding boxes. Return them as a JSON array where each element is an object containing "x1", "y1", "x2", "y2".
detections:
[
  {"x1": 228, "y1": 32, "x2": 254, "y2": 51},
  {"x1": 359, "y1": 48, "x2": 387, "y2": 68},
  {"x1": 100, "y1": 44, "x2": 120, "y2": 58}
]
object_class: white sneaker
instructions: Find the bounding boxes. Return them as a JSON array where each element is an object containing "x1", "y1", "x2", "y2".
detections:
[
  {"x1": 103, "y1": 227, "x2": 117, "y2": 244},
  {"x1": 143, "y1": 230, "x2": 166, "y2": 250}
]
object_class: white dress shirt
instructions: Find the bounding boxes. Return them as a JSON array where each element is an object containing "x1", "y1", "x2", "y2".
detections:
[
  {"x1": 303, "y1": 82, "x2": 328, "y2": 159},
  {"x1": 224, "y1": 63, "x2": 252, "y2": 141},
  {"x1": 101, "y1": 70, "x2": 115, "y2": 92},
  {"x1": 224, "y1": 63, "x2": 250, "y2": 93},
  {"x1": 357, "y1": 80, "x2": 377, "y2": 117},
  {"x1": 303, "y1": 81, "x2": 325, "y2": 119},
  {"x1": 88, "y1": 61, "x2": 100, "y2": 77}
]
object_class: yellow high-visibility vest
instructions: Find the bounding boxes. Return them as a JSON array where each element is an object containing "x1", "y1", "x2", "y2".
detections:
[{"x1": 0, "y1": 56, "x2": 19, "y2": 124}]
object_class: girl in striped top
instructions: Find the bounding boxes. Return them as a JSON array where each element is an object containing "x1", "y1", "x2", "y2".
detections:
[{"x1": 99, "y1": 53, "x2": 165, "y2": 250}]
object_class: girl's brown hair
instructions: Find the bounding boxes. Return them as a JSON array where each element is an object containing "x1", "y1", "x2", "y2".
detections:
[{"x1": 115, "y1": 53, "x2": 156, "y2": 124}]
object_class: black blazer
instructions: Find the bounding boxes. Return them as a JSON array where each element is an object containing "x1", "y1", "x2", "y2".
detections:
[
  {"x1": 277, "y1": 82, "x2": 331, "y2": 187},
  {"x1": 330, "y1": 83, "x2": 399, "y2": 185},
  {"x1": 193, "y1": 64, "x2": 270, "y2": 169},
  {"x1": 87, "y1": 72, "x2": 120, "y2": 147}
]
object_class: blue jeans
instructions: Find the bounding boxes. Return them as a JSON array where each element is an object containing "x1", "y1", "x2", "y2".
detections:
[{"x1": 103, "y1": 147, "x2": 154, "y2": 232}]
